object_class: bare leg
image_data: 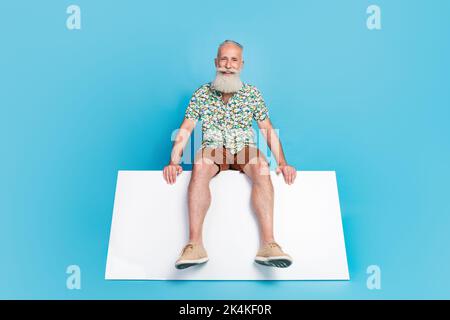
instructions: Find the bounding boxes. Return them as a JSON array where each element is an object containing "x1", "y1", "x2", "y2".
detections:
[
  {"x1": 187, "y1": 148, "x2": 221, "y2": 245},
  {"x1": 242, "y1": 155, "x2": 275, "y2": 246}
]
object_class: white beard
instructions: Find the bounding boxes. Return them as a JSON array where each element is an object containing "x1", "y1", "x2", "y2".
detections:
[{"x1": 211, "y1": 71, "x2": 243, "y2": 93}]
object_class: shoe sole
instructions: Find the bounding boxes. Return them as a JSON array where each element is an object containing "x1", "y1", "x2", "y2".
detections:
[
  {"x1": 175, "y1": 257, "x2": 209, "y2": 269},
  {"x1": 254, "y1": 256, "x2": 293, "y2": 268}
]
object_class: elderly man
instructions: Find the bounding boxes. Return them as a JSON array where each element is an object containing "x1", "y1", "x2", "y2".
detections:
[{"x1": 163, "y1": 40, "x2": 297, "y2": 269}]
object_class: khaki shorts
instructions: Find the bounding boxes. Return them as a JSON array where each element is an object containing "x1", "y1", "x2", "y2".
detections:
[{"x1": 194, "y1": 145, "x2": 267, "y2": 176}]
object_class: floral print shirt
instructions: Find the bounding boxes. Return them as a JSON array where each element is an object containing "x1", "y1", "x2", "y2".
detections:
[{"x1": 184, "y1": 82, "x2": 270, "y2": 154}]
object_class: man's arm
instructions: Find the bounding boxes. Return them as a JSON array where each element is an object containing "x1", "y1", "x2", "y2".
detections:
[
  {"x1": 169, "y1": 118, "x2": 196, "y2": 165},
  {"x1": 257, "y1": 118, "x2": 297, "y2": 184},
  {"x1": 163, "y1": 118, "x2": 196, "y2": 184},
  {"x1": 257, "y1": 118, "x2": 287, "y2": 166}
]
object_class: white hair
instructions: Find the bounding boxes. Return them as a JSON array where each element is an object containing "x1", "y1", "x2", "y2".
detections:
[{"x1": 217, "y1": 40, "x2": 244, "y2": 57}]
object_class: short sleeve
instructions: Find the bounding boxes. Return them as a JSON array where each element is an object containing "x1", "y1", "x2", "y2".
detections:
[
  {"x1": 252, "y1": 87, "x2": 269, "y2": 121},
  {"x1": 184, "y1": 88, "x2": 202, "y2": 122}
]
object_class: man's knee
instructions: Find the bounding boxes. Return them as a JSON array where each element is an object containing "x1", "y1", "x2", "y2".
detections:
[
  {"x1": 192, "y1": 160, "x2": 218, "y2": 181},
  {"x1": 245, "y1": 158, "x2": 271, "y2": 179}
]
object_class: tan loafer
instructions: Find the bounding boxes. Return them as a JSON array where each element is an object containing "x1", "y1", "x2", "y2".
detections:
[
  {"x1": 175, "y1": 243, "x2": 209, "y2": 269},
  {"x1": 255, "y1": 242, "x2": 293, "y2": 268}
]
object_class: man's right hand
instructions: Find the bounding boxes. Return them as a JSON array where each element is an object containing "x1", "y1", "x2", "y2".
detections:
[{"x1": 163, "y1": 163, "x2": 183, "y2": 184}]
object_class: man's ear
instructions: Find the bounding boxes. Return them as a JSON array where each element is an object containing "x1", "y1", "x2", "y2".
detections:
[
  {"x1": 241, "y1": 60, "x2": 245, "y2": 69},
  {"x1": 214, "y1": 58, "x2": 218, "y2": 68}
]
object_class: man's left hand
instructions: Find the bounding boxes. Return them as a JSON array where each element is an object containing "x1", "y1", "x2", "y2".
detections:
[{"x1": 276, "y1": 164, "x2": 297, "y2": 185}]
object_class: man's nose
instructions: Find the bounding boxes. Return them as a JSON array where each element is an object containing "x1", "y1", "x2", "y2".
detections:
[{"x1": 225, "y1": 60, "x2": 232, "y2": 68}]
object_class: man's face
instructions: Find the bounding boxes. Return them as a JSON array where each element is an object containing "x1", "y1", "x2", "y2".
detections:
[{"x1": 215, "y1": 44, "x2": 244, "y2": 76}]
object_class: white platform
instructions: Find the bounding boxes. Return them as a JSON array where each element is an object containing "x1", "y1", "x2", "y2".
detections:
[{"x1": 105, "y1": 170, "x2": 349, "y2": 280}]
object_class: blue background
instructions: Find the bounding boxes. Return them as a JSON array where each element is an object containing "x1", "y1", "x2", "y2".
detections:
[{"x1": 1, "y1": 0, "x2": 449, "y2": 299}]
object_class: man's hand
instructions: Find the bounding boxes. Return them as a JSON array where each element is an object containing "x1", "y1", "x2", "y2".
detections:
[
  {"x1": 276, "y1": 164, "x2": 297, "y2": 185},
  {"x1": 163, "y1": 163, "x2": 183, "y2": 184}
]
